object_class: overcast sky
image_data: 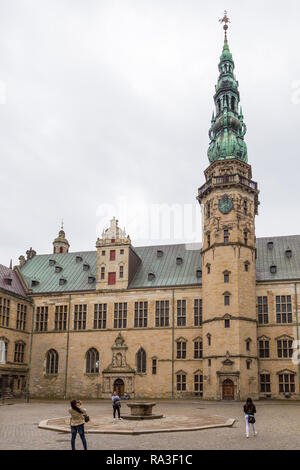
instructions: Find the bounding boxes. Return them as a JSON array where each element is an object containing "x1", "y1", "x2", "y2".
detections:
[{"x1": 0, "y1": 0, "x2": 299, "y2": 265}]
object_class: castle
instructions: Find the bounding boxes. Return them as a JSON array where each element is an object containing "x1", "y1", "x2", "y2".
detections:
[{"x1": 1, "y1": 20, "x2": 299, "y2": 401}]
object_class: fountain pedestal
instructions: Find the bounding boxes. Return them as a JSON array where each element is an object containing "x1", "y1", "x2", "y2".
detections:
[{"x1": 123, "y1": 402, "x2": 163, "y2": 420}]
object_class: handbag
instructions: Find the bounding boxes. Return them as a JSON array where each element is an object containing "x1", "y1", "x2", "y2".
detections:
[
  {"x1": 84, "y1": 415, "x2": 90, "y2": 423},
  {"x1": 248, "y1": 415, "x2": 255, "y2": 424}
]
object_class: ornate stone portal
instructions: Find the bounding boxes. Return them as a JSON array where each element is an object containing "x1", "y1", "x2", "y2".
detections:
[{"x1": 102, "y1": 333, "x2": 135, "y2": 398}]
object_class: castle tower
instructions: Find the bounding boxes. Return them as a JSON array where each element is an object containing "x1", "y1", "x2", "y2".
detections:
[
  {"x1": 53, "y1": 223, "x2": 70, "y2": 254},
  {"x1": 197, "y1": 13, "x2": 260, "y2": 400},
  {"x1": 95, "y1": 217, "x2": 141, "y2": 290}
]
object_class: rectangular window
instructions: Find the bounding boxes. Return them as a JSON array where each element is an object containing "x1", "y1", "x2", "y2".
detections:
[
  {"x1": 101, "y1": 267, "x2": 105, "y2": 280},
  {"x1": 152, "y1": 358, "x2": 157, "y2": 375},
  {"x1": 74, "y1": 304, "x2": 87, "y2": 330},
  {"x1": 54, "y1": 305, "x2": 68, "y2": 331},
  {"x1": 224, "y1": 230, "x2": 229, "y2": 244},
  {"x1": 14, "y1": 343, "x2": 25, "y2": 363},
  {"x1": 276, "y1": 295, "x2": 292, "y2": 323},
  {"x1": 119, "y1": 266, "x2": 124, "y2": 278},
  {"x1": 108, "y1": 272, "x2": 116, "y2": 285},
  {"x1": 94, "y1": 304, "x2": 107, "y2": 329},
  {"x1": 114, "y1": 303, "x2": 127, "y2": 328},
  {"x1": 176, "y1": 374, "x2": 186, "y2": 391},
  {"x1": 279, "y1": 374, "x2": 295, "y2": 393},
  {"x1": 225, "y1": 319, "x2": 230, "y2": 328},
  {"x1": 194, "y1": 341, "x2": 203, "y2": 359},
  {"x1": 243, "y1": 200, "x2": 248, "y2": 216},
  {"x1": 207, "y1": 203, "x2": 211, "y2": 219},
  {"x1": 277, "y1": 339, "x2": 293, "y2": 358},
  {"x1": 207, "y1": 234, "x2": 211, "y2": 247},
  {"x1": 259, "y1": 340, "x2": 270, "y2": 358},
  {"x1": 0, "y1": 297, "x2": 10, "y2": 327},
  {"x1": 257, "y1": 296, "x2": 269, "y2": 324},
  {"x1": 224, "y1": 295, "x2": 230, "y2": 306},
  {"x1": 194, "y1": 299, "x2": 202, "y2": 326},
  {"x1": 110, "y1": 250, "x2": 116, "y2": 261},
  {"x1": 177, "y1": 300, "x2": 186, "y2": 326},
  {"x1": 176, "y1": 341, "x2": 186, "y2": 359},
  {"x1": 35, "y1": 306, "x2": 48, "y2": 332},
  {"x1": 16, "y1": 304, "x2": 27, "y2": 331},
  {"x1": 134, "y1": 302, "x2": 148, "y2": 328},
  {"x1": 244, "y1": 231, "x2": 248, "y2": 245},
  {"x1": 224, "y1": 273, "x2": 229, "y2": 283},
  {"x1": 155, "y1": 300, "x2": 169, "y2": 327},
  {"x1": 194, "y1": 374, "x2": 203, "y2": 396},
  {"x1": 260, "y1": 374, "x2": 271, "y2": 393}
]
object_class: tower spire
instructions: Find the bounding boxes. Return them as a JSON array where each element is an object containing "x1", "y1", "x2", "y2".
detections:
[{"x1": 207, "y1": 12, "x2": 248, "y2": 164}]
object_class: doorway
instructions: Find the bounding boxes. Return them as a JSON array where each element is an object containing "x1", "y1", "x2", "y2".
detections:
[
  {"x1": 114, "y1": 378, "x2": 125, "y2": 397},
  {"x1": 222, "y1": 379, "x2": 234, "y2": 400}
]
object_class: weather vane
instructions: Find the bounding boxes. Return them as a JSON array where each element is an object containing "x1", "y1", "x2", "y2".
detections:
[{"x1": 219, "y1": 10, "x2": 230, "y2": 37}]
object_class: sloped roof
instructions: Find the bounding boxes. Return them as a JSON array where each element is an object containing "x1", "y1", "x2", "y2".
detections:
[
  {"x1": 256, "y1": 235, "x2": 300, "y2": 282},
  {"x1": 19, "y1": 235, "x2": 300, "y2": 294},
  {"x1": 0, "y1": 264, "x2": 27, "y2": 297}
]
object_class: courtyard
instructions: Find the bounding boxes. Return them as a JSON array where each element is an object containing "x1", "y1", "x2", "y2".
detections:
[{"x1": 0, "y1": 399, "x2": 300, "y2": 450}]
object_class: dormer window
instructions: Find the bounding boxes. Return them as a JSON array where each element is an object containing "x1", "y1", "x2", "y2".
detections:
[
  {"x1": 88, "y1": 276, "x2": 95, "y2": 284},
  {"x1": 157, "y1": 250, "x2": 163, "y2": 258},
  {"x1": 59, "y1": 278, "x2": 67, "y2": 286},
  {"x1": 55, "y1": 266, "x2": 62, "y2": 273},
  {"x1": 148, "y1": 272, "x2": 155, "y2": 281},
  {"x1": 49, "y1": 259, "x2": 56, "y2": 266},
  {"x1": 285, "y1": 249, "x2": 292, "y2": 259},
  {"x1": 76, "y1": 256, "x2": 83, "y2": 263},
  {"x1": 196, "y1": 269, "x2": 202, "y2": 279},
  {"x1": 267, "y1": 242, "x2": 274, "y2": 250},
  {"x1": 83, "y1": 264, "x2": 90, "y2": 271},
  {"x1": 31, "y1": 279, "x2": 39, "y2": 287},
  {"x1": 270, "y1": 265, "x2": 277, "y2": 274},
  {"x1": 176, "y1": 257, "x2": 183, "y2": 265},
  {"x1": 4, "y1": 277, "x2": 12, "y2": 286}
]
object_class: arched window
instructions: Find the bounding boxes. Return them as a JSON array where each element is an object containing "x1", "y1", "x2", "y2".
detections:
[
  {"x1": 46, "y1": 349, "x2": 59, "y2": 375},
  {"x1": 136, "y1": 348, "x2": 146, "y2": 373},
  {"x1": 86, "y1": 348, "x2": 99, "y2": 373},
  {"x1": 231, "y1": 96, "x2": 236, "y2": 111}
]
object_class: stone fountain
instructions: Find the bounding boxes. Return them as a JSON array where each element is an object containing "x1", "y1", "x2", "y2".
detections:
[{"x1": 123, "y1": 402, "x2": 163, "y2": 420}]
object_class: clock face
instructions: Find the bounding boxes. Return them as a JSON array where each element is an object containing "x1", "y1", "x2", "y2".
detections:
[{"x1": 218, "y1": 195, "x2": 233, "y2": 214}]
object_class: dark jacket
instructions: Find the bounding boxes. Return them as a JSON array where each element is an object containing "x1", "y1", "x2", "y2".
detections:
[
  {"x1": 112, "y1": 395, "x2": 121, "y2": 407},
  {"x1": 243, "y1": 403, "x2": 256, "y2": 415}
]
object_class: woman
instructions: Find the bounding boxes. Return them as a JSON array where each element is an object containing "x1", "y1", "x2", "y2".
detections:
[
  {"x1": 243, "y1": 397, "x2": 257, "y2": 438},
  {"x1": 69, "y1": 399, "x2": 88, "y2": 450},
  {"x1": 112, "y1": 391, "x2": 123, "y2": 423}
]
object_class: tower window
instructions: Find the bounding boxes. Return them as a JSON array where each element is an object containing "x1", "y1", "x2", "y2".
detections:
[
  {"x1": 246, "y1": 340, "x2": 251, "y2": 352},
  {"x1": 108, "y1": 272, "x2": 116, "y2": 285},
  {"x1": 245, "y1": 262, "x2": 250, "y2": 272},
  {"x1": 207, "y1": 334, "x2": 211, "y2": 346},
  {"x1": 207, "y1": 233, "x2": 211, "y2": 247},
  {"x1": 243, "y1": 200, "x2": 248, "y2": 215},
  {"x1": 120, "y1": 249, "x2": 124, "y2": 255},
  {"x1": 59, "y1": 247, "x2": 63, "y2": 254},
  {"x1": 224, "y1": 295, "x2": 230, "y2": 306},
  {"x1": 224, "y1": 230, "x2": 229, "y2": 244},
  {"x1": 244, "y1": 231, "x2": 248, "y2": 245},
  {"x1": 101, "y1": 267, "x2": 105, "y2": 280},
  {"x1": 207, "y1": 203, "x2": 211, "y2": 219},
  {"x1": 224, "y1": 273, "x2": 229, "y2": 283},
  {"x1": 246, "y1": 360, "x2": 251, "y2": 370},
  {"x1": 207, "y1": 264, "x2": 211, "y2": 274},
  {"x1": 225, "y1": 319, "x2": 230, "y2": 328},
  {"x1": 101, "y1": 250, "x2": 106, "y2": 256},
  {"x1": 119, "y1": 266, "x2": 124, "y2": 278}
]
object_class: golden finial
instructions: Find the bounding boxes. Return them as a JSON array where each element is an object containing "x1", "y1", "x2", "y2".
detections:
[
  {"x1": 219, "y1": 10, "x2": 230, "y2": 37},
  {"x1": 61, "y1": 219, "x2": 64, "y2": 230}
]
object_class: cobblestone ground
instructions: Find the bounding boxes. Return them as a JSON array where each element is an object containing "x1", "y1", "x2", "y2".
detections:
[{"x1": 0, "y1": 399, "x2": 300, "y2": 450}]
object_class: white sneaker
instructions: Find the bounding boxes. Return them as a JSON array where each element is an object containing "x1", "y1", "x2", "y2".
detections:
[
  {"x1": 119, "y1": 418, "x2": 123, "y2": 420},
  {"x1": 246, "y1": 435, "x2": 249, "y2": 438},
  {"x1": 113, "y1": 419, "x2": 116, "y2": 424},
  {"x1": 254, "y1": 431, "x2": 258, "y2": 436}
]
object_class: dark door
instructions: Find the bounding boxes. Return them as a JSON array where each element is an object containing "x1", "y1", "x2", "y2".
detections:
[
  {"x1": 222, "y1": 379, "x2": 234, "y2": 400},
  {"x1": 114, "y1": 379, "x2": 124, "y2": 397}
]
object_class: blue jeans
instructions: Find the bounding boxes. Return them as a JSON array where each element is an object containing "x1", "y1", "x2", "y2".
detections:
[{"x1": 71, "y1": 424, "x2": 87, "y2": 450}]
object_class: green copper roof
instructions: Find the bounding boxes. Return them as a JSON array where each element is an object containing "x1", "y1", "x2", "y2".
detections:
[
  {"x1": 207, "y1": 36, "x2": 248, "y2": 164},
  {"x1": 19, "y1": 236, "x2": 300, "y2": 294}
]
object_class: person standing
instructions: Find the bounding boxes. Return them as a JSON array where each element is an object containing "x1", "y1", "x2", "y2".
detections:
[
  {"x1": 243, "y1": 397, "x2": 257, "y2": 438},
  {"x1": 112, "y1": 390, "x2": 122, "y2": 423},
  {"x1": 69, "y1": 399, "x2": 88, "y2": 450}
]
